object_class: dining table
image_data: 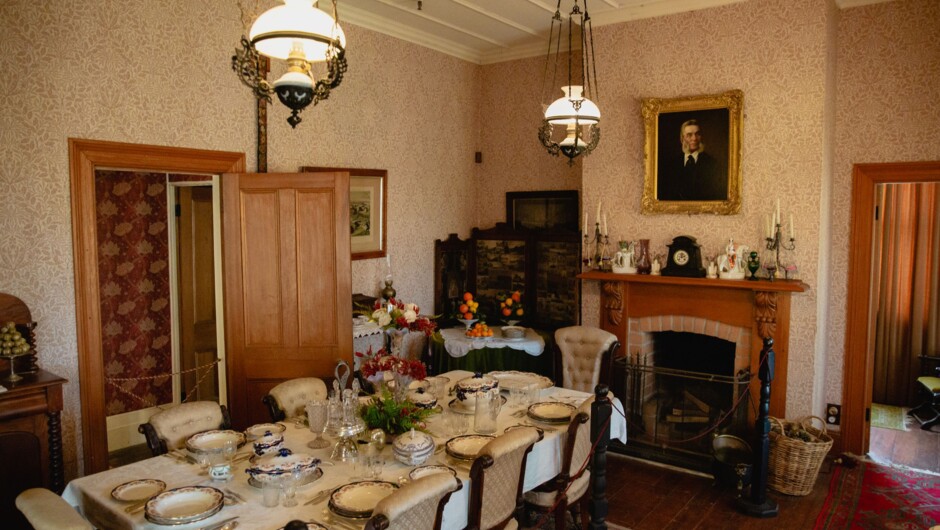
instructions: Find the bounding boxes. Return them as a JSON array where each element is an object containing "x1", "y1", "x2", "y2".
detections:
[
  {"x1": 430, "y1": 328, "x2": 552, "y2": 378},
  {"x1": 62, "y1": 370, "x2": 626, "y2": 530}
]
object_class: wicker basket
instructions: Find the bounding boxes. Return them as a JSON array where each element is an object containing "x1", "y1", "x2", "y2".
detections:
[{"x1": 767, "y1": 415, "x2": 833, "y2": 496}]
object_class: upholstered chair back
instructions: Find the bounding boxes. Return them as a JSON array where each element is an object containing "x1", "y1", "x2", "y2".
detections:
[
  {"x1": 366, "y1": 473, "x2": 462, "y2": 530},
  {"x1": 16, "y1": 488, "x2": 93, "y2": 530},
  {"x1": 143, "y1": 401, "x2": 226, "y2": 453},
  {"x1": 555, "y1": 326, "x2": 618, "y2": 393},
  {"x1": 469, "y1": 426, "x2": 541, "y2": 530},
  {"x1": 266, "y1": 377, "x2": 328, "y2": 420}
]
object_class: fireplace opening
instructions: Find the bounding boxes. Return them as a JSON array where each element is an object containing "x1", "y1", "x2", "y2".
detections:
[{"x1": 619, "y1": 331, "x2": 752, "y2": 472}]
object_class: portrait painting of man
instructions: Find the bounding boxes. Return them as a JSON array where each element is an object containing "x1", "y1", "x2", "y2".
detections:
[{"x1": 641, "y1": 90, "x2": 743, "y2": 215}]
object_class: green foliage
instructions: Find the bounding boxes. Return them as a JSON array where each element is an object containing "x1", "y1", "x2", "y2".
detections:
[{"x1": 360, "y1": 388, "x2": 433, "y2": 435}]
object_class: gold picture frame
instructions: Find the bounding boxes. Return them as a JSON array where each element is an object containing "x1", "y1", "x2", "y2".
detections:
[
  {"x1": 301, "y1": 166, "x2": 387, "y2": 260},
  {"x1": 641, "y1": 90, "x2": 743, "y2": 215}
]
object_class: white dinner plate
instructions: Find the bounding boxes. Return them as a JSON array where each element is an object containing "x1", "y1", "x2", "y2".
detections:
[
  {"x1": 329, "y1": 481, "x2": 398, "y2": 518},
  {"x1": 488, "y1": 371, "x2": 554, "y2": 392},
  {"x1": 244, "y1": 422, "x2": 286, "y2": 440},
  {"x1": 527, "y1": 402, "x2": 576, "y2": 424},
  {"x1": 185, "y1": 429, "x2": 247, "y2": 453},
  {"x1": 144, "y1": 486, "x2": 224, "y2": 525},
  {"x1": 110, "y1": 479, "x2": 166, "y2": 502},
  {"x1": 409, "y1": 465, "x2": 458, "y2": 481},
  {"x1": 445, "y1": 434, "x2": 495, "y2": 461}
]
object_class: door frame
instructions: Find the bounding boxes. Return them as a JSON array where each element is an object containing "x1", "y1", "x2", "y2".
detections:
[
  {"x1": 841, "y1": 160, "x2": 940, "y2": 455},
  {"x1": 69, "y1": 139, "x2": 244, "y2": 473}
]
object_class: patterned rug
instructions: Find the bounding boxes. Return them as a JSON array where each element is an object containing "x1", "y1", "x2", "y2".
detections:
[
  {"x1": 870, "y1": 403, "x2": 907, "y2": 431},
  {"x1": 814, "y1": 460, "x2": 940, "y2": 529}
]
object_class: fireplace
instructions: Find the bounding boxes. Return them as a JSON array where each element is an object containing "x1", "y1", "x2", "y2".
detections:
[{"x1": 578, "y1": 271, "x2": 808, "y2": 471}]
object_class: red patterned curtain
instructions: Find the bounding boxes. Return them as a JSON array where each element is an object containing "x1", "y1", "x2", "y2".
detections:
[{"x1": 95, "y1": 170, "x2": 172, "y2": 414}]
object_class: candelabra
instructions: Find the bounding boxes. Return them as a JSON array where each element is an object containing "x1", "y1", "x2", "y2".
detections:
[
  {"x1": 583, "y1": 223, "x2": 605, "y2": 271},
  {"x1": 764, "y1": 223, "x2": 795, "y2": 281}
]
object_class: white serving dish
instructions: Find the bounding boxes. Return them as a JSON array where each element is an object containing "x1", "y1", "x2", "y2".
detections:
[
  {"x1": 245, "y1": 422, "x2": 286, "y2": 440},
  {"x1": 245, "y1": 448, "x2": 320, "y2": 485},
  {"x1": 501, "y1": 326, "x2": 526, "y2": 339},
  {"x1": 185, "y1": 429, "x2": 246, "y2": 454},
  {"x1": 252, "y1": 430, "x2": 285, "y2": 456},
  {"x1": 407, "y1": 389, "x2": 438, "y2": 409},
  {"x1": 488, "y1": 371, "x2": 554, "y2": 392},
  {"x1": 454, "y1": 373, "x2": 499, "y2": 403}
]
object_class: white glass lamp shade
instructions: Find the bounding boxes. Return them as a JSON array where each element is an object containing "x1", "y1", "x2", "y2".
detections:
[
  {"x1": 250, "y1": 0, "x2": 347, "y2": 61},
  {"x1": 544, "y1": 85, "x2": 600, "y2": 125}
]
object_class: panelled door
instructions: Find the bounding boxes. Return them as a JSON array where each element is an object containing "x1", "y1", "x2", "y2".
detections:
[{"x1": 222, "y1": 171, "x2": 352, "y2": 427}]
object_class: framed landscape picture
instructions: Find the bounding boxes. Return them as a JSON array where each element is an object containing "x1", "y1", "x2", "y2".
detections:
[
  {"x1": 640, "y1": 90, "x2": 743, "y2": 215},
  {"x1": 506, "y1": 190, "x2": 579, "y2": 231},
  {"x1": 301, "y1": 166, "x2": 387, "y2": 260}
]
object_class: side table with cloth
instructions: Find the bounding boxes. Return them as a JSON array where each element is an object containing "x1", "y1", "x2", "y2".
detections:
[
  {"x1": 62, "y1": 370, "x2": 625, "y2": 530},
  {"x1": 430, "y1": 328, "x2": 552, "y2": 379}
]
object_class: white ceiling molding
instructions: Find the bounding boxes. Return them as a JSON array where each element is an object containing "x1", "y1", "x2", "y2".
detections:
[
  {"x1": 590, "y1": 0, "x2": 746, "y2": 27},
  {"x1": 834, "y1": 0, "x2": 895, "y2": 8}
]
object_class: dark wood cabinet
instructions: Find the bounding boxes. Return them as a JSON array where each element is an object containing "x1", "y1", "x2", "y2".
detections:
[{"x1": 0, "y1": 370, "x2": 66, "y2": 528}]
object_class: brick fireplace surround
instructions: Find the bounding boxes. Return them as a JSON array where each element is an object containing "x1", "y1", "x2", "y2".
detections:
[{"x1": 579, "y1": 272, "x2": 808, "y2": 418}]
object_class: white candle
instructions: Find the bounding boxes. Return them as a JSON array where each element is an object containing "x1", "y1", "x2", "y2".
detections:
[
  {"x1": 765, "y1": 215, "x2": 770, "y2": 239},
  {"x1": 583, "y1": 213, "x2": 588, "y2": 234},
  {"x1": 603, "y1": 214, "x2": 608, "y2": 236},
  {"x1": 596, "y1": 201, "x2": 601, "y2": 224},
  {"x1": 789, "y1": 214, "x2": 794, "y2": 240},
  {"x1": 386, "y1": 254, "x2": 391, "y2": 270},
  {"x1": 775, "y1": 199, "x2": 780, "y2": 228}
]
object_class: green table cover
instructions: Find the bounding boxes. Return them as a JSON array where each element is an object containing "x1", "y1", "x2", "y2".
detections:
[{"x1": 428, "y1": 330, "x2": 555, "y2": 380}]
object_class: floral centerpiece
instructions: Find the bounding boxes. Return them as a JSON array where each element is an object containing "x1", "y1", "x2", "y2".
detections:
[
  {"x1": 497, "y1": 290, "x2": 524, "y2": 323},
  {"x1": 356, "y1": 346, "x2": 432, "y2": 435},
  {"x1": 365, "y1": 298, "x2": 437, "y2": 356}
]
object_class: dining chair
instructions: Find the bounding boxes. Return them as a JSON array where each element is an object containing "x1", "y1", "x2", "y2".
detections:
[
  {"x1": 15, "y1": 488, "x2": 93, "y2": 530},
  {"x1": 555, "y1": 326, "x2": 620, "y2": 393},
  {"x1": 263, "y1": 377, "x2": 328, "y2": 421},
  {"x1": 523, "y1": 411, "x2": 591, "y2": 530},
  {"x1": 467, "y1": 426, "x2": 543, "y2": 530},
  {"x1": 138, "y1": 400, "x2": 231, "y2": 456},
  {"x1": 363, "y1": 473, "x2": 463, "y2": 530}
]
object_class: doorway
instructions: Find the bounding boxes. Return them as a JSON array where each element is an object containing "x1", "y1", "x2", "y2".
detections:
[
  {"x1": 69, "y1": 139, "x2": 244, "y2": 474},
  {"x1": 842, "y1": 161, "x2": 940, "y2": 459}
]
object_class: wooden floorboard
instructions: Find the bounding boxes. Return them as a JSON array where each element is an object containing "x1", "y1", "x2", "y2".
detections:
[{"x1": 868, "y1": 412, "x2": 940, "y2": 473}]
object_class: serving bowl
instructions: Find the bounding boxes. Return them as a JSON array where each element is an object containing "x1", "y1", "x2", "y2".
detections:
[
  {"x1": 245, "y1": 448, "x2": 320, "y2": 485},
  {"x1": 454, "y1": 373, "x2": 499, "y2": 404}
]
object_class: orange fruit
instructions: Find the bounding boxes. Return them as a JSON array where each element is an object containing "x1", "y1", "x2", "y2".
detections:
[
  {"x1": 505, "y1": 298, "x2": 513, "y2": 306},
  {"x1": 458, "y1": 303, "x2": 469, "y2": 313},
  {"x1": 463, "y1": 292, "x2": 473, "y2": 301},
  {"x1": 511, "y1": 291, "x2": 521, "y2": 302},
  {"x1": 464, "y1": 312, "x2": 473, "y2": 320},
  {"x1": 502, "y1": 307, "x2": 511, "y2": 316},
  {"x1": 516, "y1": 308, "x2": 524, "y2": 316}
]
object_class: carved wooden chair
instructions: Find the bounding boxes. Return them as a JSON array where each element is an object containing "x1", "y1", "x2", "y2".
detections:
[
  {"x1": 138, "y1": 401, "x2": 231, "y2": 456},
  {"x1": 16, "y1": 488, "x2": 93, "y2": 530},
  {"x1": 554, "y1": 326, "x2": 620, "y2": 392},
  {"x1": 363, "y1": 473, "x2": 462, "y2": 530},
  {"x1": 262, "y1": 377, "x2": 328, "y2": 422},
  {"x1": 909, "y1": 354, "x2": 940, "y2": 431},
  {"x1": 524, "y1": 411, "x2": 591, "y2": 530},
  {"x1": 467, "y1": 426, "x2": 542, "y2": 530}
]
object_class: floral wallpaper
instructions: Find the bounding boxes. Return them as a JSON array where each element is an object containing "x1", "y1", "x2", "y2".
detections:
[{"x1": 95, "y1": 170, "x2": 173, "y2": 415}]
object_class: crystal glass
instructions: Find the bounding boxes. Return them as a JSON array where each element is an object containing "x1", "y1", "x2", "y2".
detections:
[
  {"x1": 444, "y1": 408, "x2": 469, "y2": 436},
  {"x1": 306, "y1": 400, "x2": 330, "y2": 449},
  {"x1": 281, "y1": 465, "x2": 302, "y2": 507}
]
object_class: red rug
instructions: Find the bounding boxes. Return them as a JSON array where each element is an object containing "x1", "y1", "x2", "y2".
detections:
[{"x1": 814, "y1": 460, "x2": 940, "y2": 529}]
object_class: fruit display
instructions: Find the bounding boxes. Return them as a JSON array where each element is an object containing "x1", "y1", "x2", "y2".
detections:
[
  {"x1": 465, "y1": 322, "x2": 494, "y2": 338},
  {"x1": 456, "y1": 292, "x2": 480, "y2": 321},
  {"x1": 0, "y1": 321, "x2": 31, "y2": 357},
  {"x1": 498, "y1": 290, "x2": 524, "y2": 320}
]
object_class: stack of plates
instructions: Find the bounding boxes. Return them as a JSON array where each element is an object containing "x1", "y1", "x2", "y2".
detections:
[
  {"x1": 488, "y1": 371, "x2": 554, "y2": 392},
  {"x1": 144, "y1": 486, "x2": 224, "y2": 525},
  {"x1": 527, "y1": 402, "x2": 576, "y2": 425},
  {"x1": 445, "y1": 434, "x2": 495, "y2": 462},
  {"x1": 328, "y1": 481, "x2": 398, "y2": 519},
  {"x1": 185, "y1": 430, "x2": 247, "y2": 454}
]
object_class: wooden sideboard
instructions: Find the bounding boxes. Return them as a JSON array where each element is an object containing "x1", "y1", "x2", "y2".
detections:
[{"x1": 0, "y1": 369, "x2": 66, "y2": 528}]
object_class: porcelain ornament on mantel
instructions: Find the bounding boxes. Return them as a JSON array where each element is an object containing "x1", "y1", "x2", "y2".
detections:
[
  {"x1": 718, "y1": 239, "x2": 748, "y2": 280},
  {"x1": 612, "y1": 240, "x2": 637, "y2": 274}
]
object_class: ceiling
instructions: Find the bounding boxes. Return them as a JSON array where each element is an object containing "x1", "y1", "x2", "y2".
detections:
[{"x1": 336, "y1": 0, "x2": 892, "y2": 65}]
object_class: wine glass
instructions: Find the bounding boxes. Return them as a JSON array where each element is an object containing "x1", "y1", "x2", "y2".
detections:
[
  {"x1": 306, "y1": 400, "x2": 330, "y2": 449},
  {"x1": 222, "y1": 439, "x2": 236, "y2": 464},
  {"x1": 281, "y1": 465, "x2": 303, "y2": 507}
]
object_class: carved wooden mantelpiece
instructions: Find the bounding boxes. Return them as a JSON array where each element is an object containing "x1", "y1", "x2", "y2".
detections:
[{"x1": 579, "y1": 271, "x2": 808, "y2": 418}]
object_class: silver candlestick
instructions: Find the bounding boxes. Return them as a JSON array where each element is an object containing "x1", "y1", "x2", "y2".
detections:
[{"x1": 764, "y1": 223, "x2": 795, "y2": 281}]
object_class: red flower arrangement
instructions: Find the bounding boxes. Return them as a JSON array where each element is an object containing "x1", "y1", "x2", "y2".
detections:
[{"x1": 356, "y1": 346, "x2": 427, "y2": 381}]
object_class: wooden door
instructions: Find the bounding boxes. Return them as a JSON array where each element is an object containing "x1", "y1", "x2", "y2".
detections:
[
  {"x1": 222, "y1": 171, "x2": 352, "y2": 427},
  {"x1": 177, "y1": 186, "x2": 219, "y2": 402}
]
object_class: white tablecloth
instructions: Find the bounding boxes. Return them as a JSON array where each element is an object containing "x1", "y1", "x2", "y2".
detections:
[
  {"x1": 63, "y1": 370, "x2": 625, "y2": 530},
  {"x1": 439, "y1": 328, "x2": 545, "y2": 358}
]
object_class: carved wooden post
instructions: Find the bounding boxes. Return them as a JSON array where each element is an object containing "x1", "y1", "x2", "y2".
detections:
[
  {"x1": 48, "y1": 410, "x2": 64, "y2": 492},
  {"x1": 736, "y1": 337, "x2": 778, "y2": 517},
  {"x1": 589, "y1": 384, "x2": 611, "y2": 530}
]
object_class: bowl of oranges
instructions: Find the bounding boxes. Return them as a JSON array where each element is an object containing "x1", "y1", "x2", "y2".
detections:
[
  {"x1": 465, "y1": 322, "x2": 494, "y2": 339},
  {"x1": 455, "y1": 292, "x2": 481, "y2": 329},
  {"x1": 498, "y1": 291, "x2": 524, "y2": 324}
]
